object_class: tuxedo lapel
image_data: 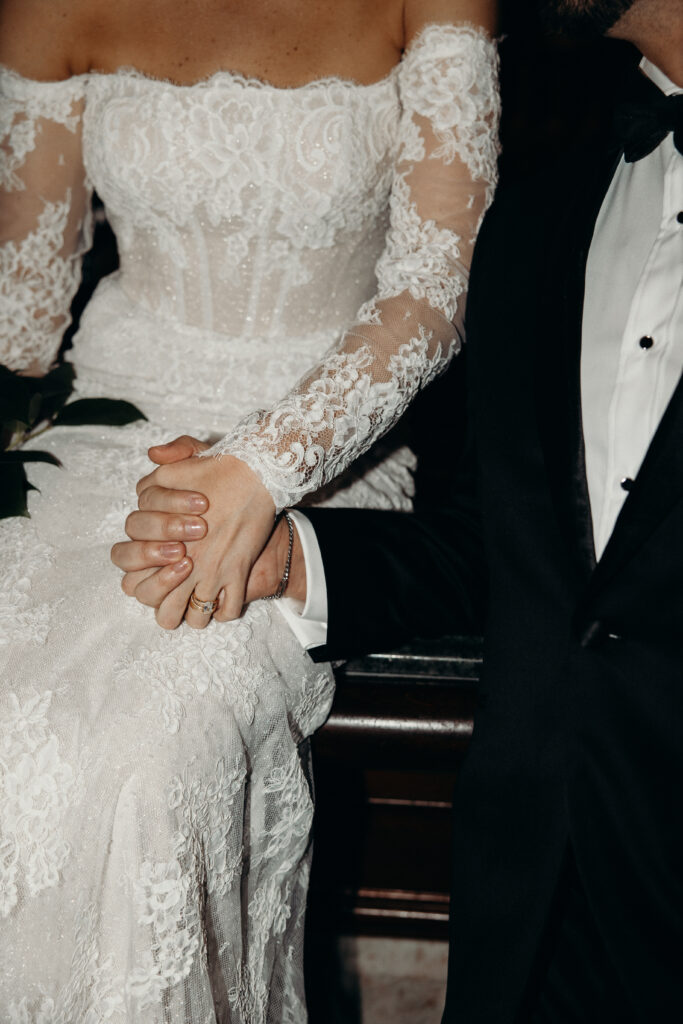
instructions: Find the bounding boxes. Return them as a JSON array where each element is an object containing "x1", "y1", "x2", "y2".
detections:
[
  {"x1": 534, "y1": 144, "x2": 622, "y2": 581},
  {"x1": 587, "y1": 371, "x2": 683, "y2": 597}
]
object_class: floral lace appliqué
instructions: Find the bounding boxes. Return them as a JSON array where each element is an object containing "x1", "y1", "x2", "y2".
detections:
[
  {"x1": 127, "y1": 754, "x2": 247, "y2": 1007},
  {"x1": 1, "y1": 70, "x2": 92, "y2": 373},
  {"x1": 0, "y1": 520, "x2": 57, "y2": 647},
  {"x1": 0, "y1": 196, "x2": 92, "y2": 373},
  {"x1": 117, "y1": 616, "x2": 261, "y2": 734},
  {"x1": 0, "y1": 690, "x2": 74, "y2": 917}
]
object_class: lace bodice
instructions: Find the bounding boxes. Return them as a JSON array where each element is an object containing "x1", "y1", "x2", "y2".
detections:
[{"x1": 0, "y1": 23, "x2": 500, "y2": 510}]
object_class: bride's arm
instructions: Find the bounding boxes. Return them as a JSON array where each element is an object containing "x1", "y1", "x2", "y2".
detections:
[
  {"x1": 0, "y1": 7, "x2": 94, "y2": 374},
  {"x1": 130, "y1": 0, "x2": 500, "y2": 629},
  {"x1": 204, "y1": 12, "x2": 501, "y2": 510}
]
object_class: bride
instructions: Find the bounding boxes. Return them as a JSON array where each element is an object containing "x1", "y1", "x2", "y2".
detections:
[{"x1": 0, "y1": 0, "x2": 499, "y2": 1019}]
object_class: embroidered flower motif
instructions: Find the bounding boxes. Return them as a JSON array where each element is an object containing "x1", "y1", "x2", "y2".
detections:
[
  {"x1": 262, "y1": 751, "x2": 314, "y2": 862},
  {"x1": 170, "y1": 754, "x2": 247, "y2": 898},
  {"x1": 400, "y1": 25, "x2": 501, "y2": 177},
  {"x1": 0, "y1": 71, "x2": 85, "y2": 190},
  {"x1": 128, "y1": 859, "x2": 201, "y2": 1006},
  {"x1": 0, "y1": 691, "x2": 74, "y2": 917},
  {"x1": 0, "y1": 186, "x2": 92, "y2": 372},
  {"x1": 249, "y1": 877, "x2": 293, "y2": 939},
  {"x1": 290, "y1": 670, "x2": 335, "y2": 738},
  {"x1": 0, "y1": 521, "x2": 58, "y2": 647},
  {"x1": 117, "y1": 617, "x2": 261, "y2": 733}
]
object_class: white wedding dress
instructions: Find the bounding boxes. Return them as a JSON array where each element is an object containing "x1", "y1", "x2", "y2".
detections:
[{"x1": 0, "y1": 24, "x2": 499, "y2": 1022}]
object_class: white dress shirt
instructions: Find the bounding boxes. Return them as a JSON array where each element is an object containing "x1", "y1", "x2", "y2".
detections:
[
  {"x1": 581, "y1": 58, "x2": 683, "y2": 558},
  {"x1": 276, "y1": 510, "x2": 329, "y2": 649},
  {"x1": 279, "y1": 57, "x2": 683, "y2": 646}
]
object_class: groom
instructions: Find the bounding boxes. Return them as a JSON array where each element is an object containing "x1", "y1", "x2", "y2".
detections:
[{"x1": 115, "y1": 0, "x2": 682, "y2": 1018}]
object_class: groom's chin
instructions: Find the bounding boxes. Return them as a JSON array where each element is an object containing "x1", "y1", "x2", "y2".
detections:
[{"x1": 537, "y1": 0, "x2": 638, "y2": 38}]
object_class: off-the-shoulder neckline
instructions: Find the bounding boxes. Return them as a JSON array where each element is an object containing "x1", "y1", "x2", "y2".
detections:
[{"x1": 0, "y1": 22, "x2": 493, "y2": 93}]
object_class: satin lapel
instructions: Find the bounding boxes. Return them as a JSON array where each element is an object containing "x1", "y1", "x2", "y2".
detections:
[
  {"x1": 534, "y1": 144, "x2": 623, "y2": 581},
  {"x1": 586, "y1": 371, "x2": 683, "y2": 597}
]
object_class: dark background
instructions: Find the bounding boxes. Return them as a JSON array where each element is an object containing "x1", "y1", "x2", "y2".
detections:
[{"x1": 498, "y1": 2, "x2": 638, "y2": 182}]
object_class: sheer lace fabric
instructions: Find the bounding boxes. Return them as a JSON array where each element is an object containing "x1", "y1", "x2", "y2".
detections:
[
  {"x1": 0, "y1": 72, "x2": 92, "y2": 374},
  {"x1": 206, "y1": 25, "x2": 500, "y2": 510},
  {"x1": 0, "y1": 22, "x2": 499, "y2": 1022}
]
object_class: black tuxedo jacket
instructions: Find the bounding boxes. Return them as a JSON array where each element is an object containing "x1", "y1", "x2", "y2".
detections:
[{"x1": 305, "y1": 141, "x2": 683, "y2": 1020}]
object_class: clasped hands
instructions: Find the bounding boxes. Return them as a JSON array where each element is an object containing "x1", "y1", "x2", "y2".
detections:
[{"x1": 110, "y1": 436, "x2": 305, "y2": 628}]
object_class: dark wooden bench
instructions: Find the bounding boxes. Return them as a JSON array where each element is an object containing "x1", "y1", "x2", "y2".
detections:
[{"x1": 308, "y1": 635, "x2": 482, "y2": 942}]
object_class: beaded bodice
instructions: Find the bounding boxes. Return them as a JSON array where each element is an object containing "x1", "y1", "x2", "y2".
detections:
[{"x1": 84, "y1": 69, "x2": 400, "y2": 340}]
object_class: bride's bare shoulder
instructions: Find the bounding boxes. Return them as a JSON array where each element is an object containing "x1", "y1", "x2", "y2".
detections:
[
  {"x1": 0, "y1": 0, "x2": 100, "y2": 79},
  {"x1": 404, "y1": 0, "x2": 499, "y2": 42}
]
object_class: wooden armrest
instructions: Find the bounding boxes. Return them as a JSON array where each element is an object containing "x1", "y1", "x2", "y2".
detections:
[{"x1": 320, "y1": 635, "x2": 483, "y2": 767}]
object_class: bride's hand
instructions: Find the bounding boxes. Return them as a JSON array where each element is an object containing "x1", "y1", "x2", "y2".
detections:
[
  {"x1": 111, "y1": 435, "x2": 208, "y2": 604},
  {"x1": 134, "y1": 442, "x2": 277, "y2": 629}
]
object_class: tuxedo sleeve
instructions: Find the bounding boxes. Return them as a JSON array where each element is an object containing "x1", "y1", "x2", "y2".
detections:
[{"x1": 302, "y1": 424, "x2": 486, "y2": 663}]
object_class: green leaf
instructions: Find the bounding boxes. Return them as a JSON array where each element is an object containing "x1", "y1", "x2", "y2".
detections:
[
  {"x1": 38, "y1": 362, "x2": 76, "y2": 393},
  {"x1": 32, "y1": 363, "x2": 77, "y2": 420},
  {"x1": 0, "y1": 419, "x2": 25, "y2": 452},
  {"x1": 0, "y1": 368, "x2": 38, "y2": 428},
  {"x1": 0, "y1": 449, "x2": 62, "y2": 467},
  {"x1": 28, "y1": 391, "x2": 43, "y2": 423},
  {"x1": 0, "y1": 462, "x2": 36, "y2": 519},
  {"x1": 0, "y1": 362, "x2": 75, "y2": 430},
  {"x1": 0, "y1": 365, "x2": 23, "y2": 398},
  {"x1": 53, "y1": 397, "x2": 147, "y2": 427}
]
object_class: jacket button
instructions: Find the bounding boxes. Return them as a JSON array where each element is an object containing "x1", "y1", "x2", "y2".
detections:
[
  {"x1": 639, "y1": 335, "x2": 654, "y2": 350},
  {"x1": 620, "y1": 477, "x2": 634, "y2": 491}
]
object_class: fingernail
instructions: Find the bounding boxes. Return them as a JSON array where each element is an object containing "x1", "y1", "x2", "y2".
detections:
[
  {"x1": 189, "y1": 495, "x2": 207, "y2": 512},
  {"x1": 171, "y1": 558, "x2": 191, "y2": 574},
  {"x1": 184, "y1": 522, "x2": 205, "y2": 537},
  {"x1": 160, "y1": 543, "x2": 183, "y2": 557}
]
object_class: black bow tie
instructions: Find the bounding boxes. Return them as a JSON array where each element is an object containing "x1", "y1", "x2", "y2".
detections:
[{"x1": 613, "y1": 88, "x2": 683, "y2": 162}]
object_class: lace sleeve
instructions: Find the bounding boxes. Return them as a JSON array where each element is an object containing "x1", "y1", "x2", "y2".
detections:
[
  {"x1": 205, "y1": 23, "x2": 500, "y2": 511},
  {"x1": 0, "y1": 68, "x2": 93, "y2": 374}
]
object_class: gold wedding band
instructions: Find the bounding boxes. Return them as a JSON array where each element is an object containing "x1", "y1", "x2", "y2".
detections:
[{"x1": 189, "y1": 591, "x2": 219, "y2": 615}]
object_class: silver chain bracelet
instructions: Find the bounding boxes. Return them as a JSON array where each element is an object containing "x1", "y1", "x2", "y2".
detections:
[{"x1": 262, "y1": 509, "x2": 294, "y2": 601}]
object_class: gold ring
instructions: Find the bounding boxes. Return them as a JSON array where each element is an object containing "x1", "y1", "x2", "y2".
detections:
[{"x1": 189, "y1": 591, "x2": 219, "y2": 615}]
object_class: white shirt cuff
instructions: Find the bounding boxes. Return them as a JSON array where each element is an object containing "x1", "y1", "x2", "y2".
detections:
[{"x1": 274, "y1": 510, "x2": 328, "y2": 651}]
